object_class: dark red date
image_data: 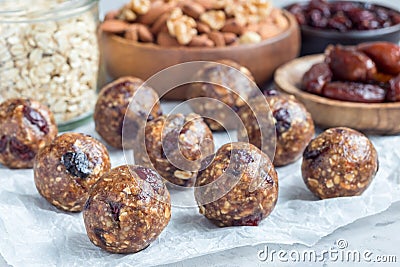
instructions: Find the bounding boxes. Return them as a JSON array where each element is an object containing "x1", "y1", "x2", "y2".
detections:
[
  {"x1": 302, "y1": 62, "x2": 332, "y2": 95},
  {"x1": 325, "y1": 45, "x2": 377, "y2": 82},
  {"x1": 322, "y1": 82, "x2": 386, "y2": 103},
  {"x1": 286, "y1": 0, "x2": 400, "y2": 31},
  {"x1": 357, "y1": 42, "x2": 400, "y2": 75},
  {"x1": 386, "y1": 74, "x2": 400, "y2": 102}
]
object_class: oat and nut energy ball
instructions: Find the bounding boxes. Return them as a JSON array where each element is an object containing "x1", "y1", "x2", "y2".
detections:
[
  {"x1": 34, "y1": 133, "x2": 111, "y2": 212},
  {"x1": 0, "y1": 98, "x2": 58, "y2": 169},
  {"x1": 195, "y1": 142, "x2": 278, "y2": 227},
  {"x1": 134, "y1": 113, "x2": 214, "y2": 187},
  {"x1": 83, "y1": 165, "x2": 171, "y2": 254},
  {"x1": 302, "y1": 127, "x2": 379, "y2": 199},
  {"x1": 187, "y1": 59, "x2": 256, "y2": 131},
  {"x1": 239, "y1": 94, "x2": 315, "y2": 167},
  {"x1": 94, "y1": 76, "x2": 162, "y2": 149}
]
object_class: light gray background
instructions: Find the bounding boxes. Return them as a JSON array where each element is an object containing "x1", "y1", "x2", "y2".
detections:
[{"x1": 98, "y1": 1, "x2": 399, "y2": 267}]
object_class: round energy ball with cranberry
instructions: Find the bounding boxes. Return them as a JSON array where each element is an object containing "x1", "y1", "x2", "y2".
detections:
[
  {"x1": 0, "y1": 98, "x2": 58, "y2": 169},
  {"x1": 94, "y1": 76, "x2": 162, "y2": 149},
  {"x1": 34, "y1": 133, "x2": 111, "y2": 212},
  {"x1": 83, "y1": 165, "x2": 171, "y2": 254},
  {"x1": 195, "y1": 142, "x2": 278, "y2": 227},
  {"x1": 239, "y1": 94, "x2": 315, "y2": 166},
  {"x1": 302, "y1": 127, "x2": 379, "y2": 199}
]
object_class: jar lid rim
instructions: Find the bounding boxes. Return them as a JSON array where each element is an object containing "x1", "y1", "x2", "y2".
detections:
[{"x1": 0, "y1": 0, "x2": 98, "y2": 23}]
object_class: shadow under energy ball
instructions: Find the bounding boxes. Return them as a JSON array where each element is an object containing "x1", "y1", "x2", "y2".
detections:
[{"x1": 134, "y1": 113, "x2": 214, "y2": 187}]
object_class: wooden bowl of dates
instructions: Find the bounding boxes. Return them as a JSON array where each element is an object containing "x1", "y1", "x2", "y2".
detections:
[
  {"x1": 100, "y1": 9, "x2": 300, "y2": 100},
  {"x1": 274, "y1": 44, "x2": 400, "y2": 135},
  {"x1": 286, "y1": 1, "x2": 400, "y2": 55}
]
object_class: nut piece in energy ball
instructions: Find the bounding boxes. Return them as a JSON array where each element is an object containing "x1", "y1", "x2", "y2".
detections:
[
  {"x1": 302, "y1": 127, "x2": 379, "y2": 199},
  {"x1": 83, "y1": 165, "x2": 171, "y2": 254},
  {"x1": 187, "y1": 59, "x2": 256, "y2": 131},
  {"x1": 134, "y1": 113, "x2": 214, "y2": 187},
  {"x1": 34, "y1": 133, "x2": 111, "y2": 212},
  {"x1": 239, "y1": 95, "x2": 315, "y2": 167},
  {"x1": 94, "y1": 77, "x2": 162, "y2": 149},
  {"x1": 195, "y1": 142, "x2": 278, "y2": 227},
  {"x1": 0, "y1": 98, "x2": 58, "y2": 169}
]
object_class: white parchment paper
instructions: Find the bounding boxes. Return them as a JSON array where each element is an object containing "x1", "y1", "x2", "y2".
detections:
[{"x1": 1, "y1": 103, "x2": 400, "y2": 266}]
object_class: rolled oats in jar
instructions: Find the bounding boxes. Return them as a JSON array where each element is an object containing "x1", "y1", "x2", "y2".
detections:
[{"x1": 0, "y1": 0, "x2": 100, "y2": 129}]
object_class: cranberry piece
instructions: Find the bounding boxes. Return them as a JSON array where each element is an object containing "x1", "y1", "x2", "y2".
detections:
[
  {"x1": 23, "y1": 106, "x2": 49, "y2": 134},
  {"x1": 273, "y1": 108, "x2": 291, "y2": 135},
  {"x1": 264, "y1": 88, "x2": 280, "y2": 97},
  {"x1": 107, "y1": 201, "x2": 123, "y2": 222},
  {"x1": 133, "y1": 166, "x2": 164, "y2": 194},
  {"x1": 9, "y1": 137, "x2": 35, "y2": 161},
  {"x1": 61, "y1": 151, "x2": 91, "y2": 178},
  {"x1": 0, "y1": 136, "x2": 7, "y2": 153},
  {"x1": 232, "y1": 213, "x2": 263, "y2": 226}
]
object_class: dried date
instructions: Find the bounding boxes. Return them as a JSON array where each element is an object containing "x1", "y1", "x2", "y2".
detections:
[
  {"x1": 302, "y1": 62, "x2": 332, "y2": 95},
  {"x1": 386, "y1": 74, "x2": 400, "y2": 102},
  {"x1": 325, "y1": 45, "x2": 377, "y2": 82},
  {"x1": 322, "y1": 82, "x2": 385, "y2": 103},
  {"x1": 357, "y1": 42, "x2": 400, "y2": 75}
]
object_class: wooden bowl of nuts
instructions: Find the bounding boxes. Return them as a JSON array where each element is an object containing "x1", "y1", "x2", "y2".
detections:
[
  {"x1": 99, "y1": 0, "x2": 300, "y2": 99},
  {"x1": 274, "y1": 53, "x2": 400, "y2": 135}
]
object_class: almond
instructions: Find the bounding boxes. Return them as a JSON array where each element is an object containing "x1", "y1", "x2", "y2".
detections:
[
  {"x1": 157, "y1": 32, "x2": 180, "y2": 47},
  {"x1": 208, "y1": 31, "x2": 225, "y2": 47},
  {"x1": 138, "y1": 25, "x2": 154, "y2": 42},
  {"x1": 151, "y1": 12, "x2": 170, "y2": 34},
  {"x1": 196, "y1": 22, "x2": 211, "y2": 33},
  {"x1": 138, "y1": 1, "x2": 174, "y2": 25},
  {"x1": 188, "y1": 34, "x2": 214, "y2": 47},
  {"x1": 258, "y1": 23, "x2": 281, "y2": 39},
  {"x1": 181, "y1": 1, "x2": 205, "y2": 20},
  {"x1": 124, "y1": 24, "x2": 139, "y2": 41},
  {"x1": 222, "y1": 32, "x2": 237, "y2": 45},
  {"x1": 104, "y1": 10, "x2": 119, "y2": 21},
  {"x1": 100, "y1": 20, "x2": 130, "y2": 33},
  {"x1": 221, "y1": 19, "x2": 245, "y2": 35}
]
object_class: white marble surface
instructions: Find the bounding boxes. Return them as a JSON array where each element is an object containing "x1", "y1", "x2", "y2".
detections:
[{"x1": 1, "y1": 0, "x2": 399, "y2": 266}]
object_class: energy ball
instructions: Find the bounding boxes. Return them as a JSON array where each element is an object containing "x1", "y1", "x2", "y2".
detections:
[
  {"x1": 195, "y1": 142, "x2": 278, "y2": 227},
  {"x1": 239, "y1": 94, "x2": 315, "y2": 166},
  {"x1": 0, "y1": 98, "x2": 58, "y2": 169},
  {"x1": 134, "y1": 113, "x2": 214, "y2": 187},
  {"x1": 83, "y1": 165, "x2": 171, "y2": 254},
  {"x1": 302, "y1": 127, "x2": 379, "y2": 199},
  {"x1": 34, "y1": 133, "x2": 111, "y2": 212},
  {"x1": 187, "y1": 59, "x2": 256, "y2": 131},
  {"x1": 94, "y1": 76, "x2": 162, "y2": 149}
]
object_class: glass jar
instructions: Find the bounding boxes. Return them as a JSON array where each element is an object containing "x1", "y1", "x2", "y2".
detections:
[{"x1": 0, "y1": 0, "x2": 100, "y2": 130}]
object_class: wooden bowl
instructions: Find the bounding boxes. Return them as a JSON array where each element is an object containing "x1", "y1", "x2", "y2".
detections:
[
  {"x1": 100, "y1": 10, "x2": 300, "y2": 100},
  {"x1": 274, "y1": 54, "x2": 400, "y2": 135}
]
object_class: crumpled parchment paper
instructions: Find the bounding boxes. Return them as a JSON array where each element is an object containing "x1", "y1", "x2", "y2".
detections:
[{"x1": 1, "y1": 104, "x2": 399, "y2": 266}]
